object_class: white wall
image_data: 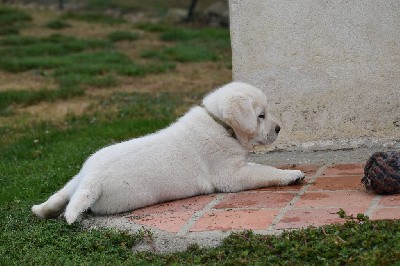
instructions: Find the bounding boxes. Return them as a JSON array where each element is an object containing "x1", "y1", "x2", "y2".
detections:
[{"x1": 230, "y1": 0, "x2": 400, "y2": 150}]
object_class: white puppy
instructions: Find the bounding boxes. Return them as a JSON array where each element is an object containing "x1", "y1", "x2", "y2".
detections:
[{"x1": 32, "y1": 82, "x2": 305, "y2": 224}]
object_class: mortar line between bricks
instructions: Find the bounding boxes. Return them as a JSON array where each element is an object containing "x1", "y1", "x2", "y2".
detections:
[
  {"x1": 268, "y1": 165, "x2": 328, "y2": 230},
  {"x1": 365, "y1": 195, "x2": 382, "y2": 218},
  {"x1": 318, "y1": 174, "x2": 364, "y2": 177},
  {"x1": 176, "y1": 193, "x2": 226, "y2": 236}
]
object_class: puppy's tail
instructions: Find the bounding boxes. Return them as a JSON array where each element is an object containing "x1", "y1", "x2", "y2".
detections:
[{"x1": 32, "y1": 175, "x2": 80, "y2": 219}]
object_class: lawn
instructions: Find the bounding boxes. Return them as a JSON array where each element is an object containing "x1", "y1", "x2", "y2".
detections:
[{"x1": 0, "y1": 3, "x2": 399, "y2": 265}]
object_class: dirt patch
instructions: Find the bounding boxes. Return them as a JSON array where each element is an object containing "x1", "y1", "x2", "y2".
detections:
[
  {"x1": 0, "y1": 71, "x2": 57, "y2": 92},
  {"x1": 20, "y1": 97, "x2": 94, "y2": 121}
]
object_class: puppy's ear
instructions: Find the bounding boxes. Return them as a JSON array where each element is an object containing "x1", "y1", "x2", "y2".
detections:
[{"x1": 222, "y1": 95, "x2": 257, "y2": 136}]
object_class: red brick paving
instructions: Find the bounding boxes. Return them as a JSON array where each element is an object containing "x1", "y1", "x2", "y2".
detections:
[
  {"x1": 309, "y1": 175, "x2": 364, "y2": 191},
  {"x1": 275, "y1": 207, "x2": 366, "y2": 229},
  {"x1": 378, "y1": 194, "x2": 400, "y2": 207},
  {"x1": 127, "y1": 195, "x2": 215, "y2": 233},
  {"x1": 190, "y1": 209, "x2": 279, "y2": 231},
  {"x1": 370, "y1": 208, "x2": 400, "y2": 220},
  {"x1": 124, "y1": 163, "x2": 400, "y2": 234},
  {"x1": 214, "y1": 192, "x2": 295, "y2": 209},
  {"x1": 294, "y1": 190, "x2": 375, "y2": 209},
  {"x1": 321, "y1": 163, "x2": 365, "y2": 176}
]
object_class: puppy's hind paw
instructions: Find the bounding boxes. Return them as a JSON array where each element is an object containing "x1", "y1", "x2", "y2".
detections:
[{"x1": 31, "y1": 204, "x2": 45, "y2": 218}]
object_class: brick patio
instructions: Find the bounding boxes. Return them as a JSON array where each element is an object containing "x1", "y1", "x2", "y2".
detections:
[{"x1": 124, "y1": 163, "x2": 400, "y2": 235}]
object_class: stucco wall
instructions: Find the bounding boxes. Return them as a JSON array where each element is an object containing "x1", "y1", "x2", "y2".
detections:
[{"x1": 230, "y1": 0, "x2": 400, "y2": 150}]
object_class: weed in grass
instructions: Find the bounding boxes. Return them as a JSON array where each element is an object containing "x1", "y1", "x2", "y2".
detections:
[
  {"x1": 61, "y1": 11, "x2": 126, "y2": 24},
  {"x1": 337, "y1": 208, "x2": 370, "y2": 222},
  {"x1": 45, "y1": 19, "x2": 71, "y2": 30},
  {"x1": 108, "y1": 30, "x2": 139, "y2": 42}
]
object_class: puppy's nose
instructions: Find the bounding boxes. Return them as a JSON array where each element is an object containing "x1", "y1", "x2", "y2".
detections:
[{"x1": 275, "y1": 125, "x2": 281, "y2": 134}]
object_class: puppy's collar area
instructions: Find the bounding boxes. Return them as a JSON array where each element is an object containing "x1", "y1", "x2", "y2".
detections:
[{"x1": 201, "y1": 105, "x2": 236, "y2": 139}]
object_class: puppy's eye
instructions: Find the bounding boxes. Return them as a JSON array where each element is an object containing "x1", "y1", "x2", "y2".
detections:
[{"x1": 258, "y1": 113, "x2": 265, "y2": 119}]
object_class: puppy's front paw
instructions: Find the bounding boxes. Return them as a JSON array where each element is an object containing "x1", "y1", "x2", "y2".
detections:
[
  {"x1": 64, "y1": 209, "x2": 79, "y2": 225},
  {"x1": 283, "y1": 170, "x2": 305, "y2": 186}
]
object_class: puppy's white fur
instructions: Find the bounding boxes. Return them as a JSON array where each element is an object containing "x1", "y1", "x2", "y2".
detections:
[{"x1": 32, "y1": 82, "x2": 304, "y2": 224}]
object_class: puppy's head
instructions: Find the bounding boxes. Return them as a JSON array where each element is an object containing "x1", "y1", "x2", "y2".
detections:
[{"x1": 203, "y1": 82, "x2": 280, "y2": 150}]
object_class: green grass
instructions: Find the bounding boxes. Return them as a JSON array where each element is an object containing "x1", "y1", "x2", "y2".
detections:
[
  {"x1": 161, "y1": 27, "x2": 231, "y2": 51},
  {"x1": 85, "y1": 0, "x2": 195, "y2": 14},
  {"x1": 0, "y1": 33, "x2": 175, "y2": 111},
  {"x1": 161, "y1": 43, "x2": 217, "y2": 62},
  {"x1": 57, "y1": 73, "x2": 118, "y2": 89},
  {"x1": 161, "y1": 27, "x2": 230, "y2": 42},
  {"x1": 0, "y1": 5, "x2": 31, "y2": 25},
  {"x1": 135, "y1": 22, "x2": 170, "y2": 32},
  {"x1": 0, "y1": 34, "x2": 111, "y2": 59},
  {"x1": 61, "y1": 11, "x2": 126, "y2": 24},
  {"x1": 1, "y1": 4, "x2": 399, "y2": 265},
  {"x1": 45, "y1": 19, "x2": 72, "y2": 29},
  {"x1": 108, "y1": 30, "x2": 139, "y2": 42},
  {"x1": 0, "y1": 5, "x2": 229, "y2": 112},
  {"x1": 0, "y1": 5, "x2": 32, "y2": 35},
  {"x1": 0, "y1": 92, "x2": 399, "y2": 264},
  {"x1": 0, "y1": 33, "x2": 174, "y2": 76},
  {"x1": 0, "y1": 94, "x2": 175, "y2": 264},
  {"x1": 137, "y1": 24, "x2": 231, "y2": 63},
  {"x1": 140, "y1": 26, "x2": 231, "y2": 63},
  {"x1": 142, "y1": 44, "x2": 217, "y2": 62},
  {"x1": 0, "y1": 87, "x2": 85, "y2": 111},
  {"x1": 187, "y1": 220, "x2": 400, "y2": 265},
  {"x1": 0, "y1": 86, "x2": 84, "y2": 115}
]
